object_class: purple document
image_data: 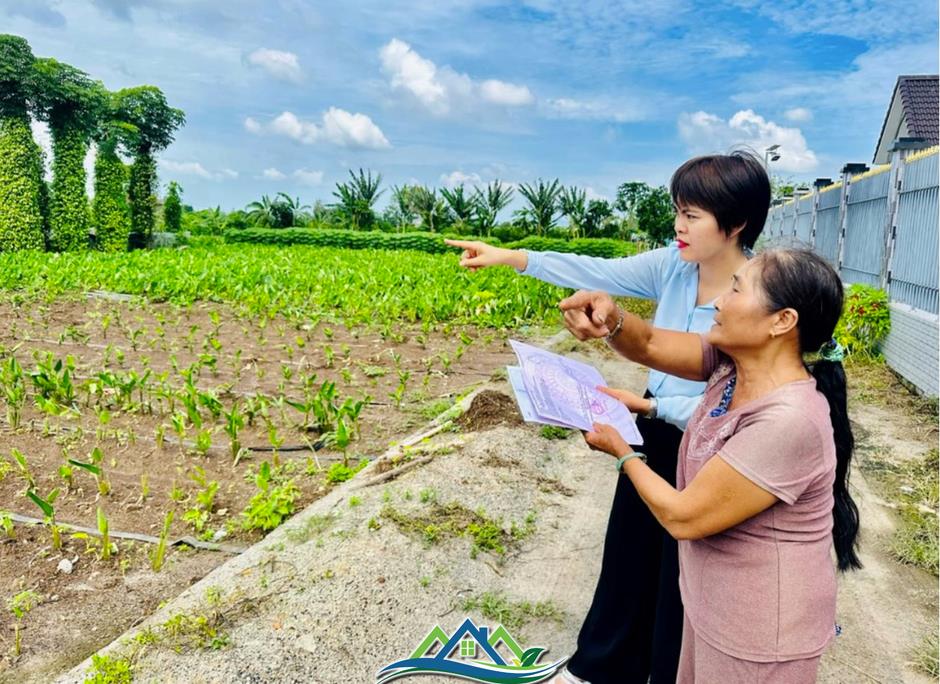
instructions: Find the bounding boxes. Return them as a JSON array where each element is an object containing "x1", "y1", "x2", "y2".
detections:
[{"x1": 509, "y1": 340, "x2": 643, "y2": 445}]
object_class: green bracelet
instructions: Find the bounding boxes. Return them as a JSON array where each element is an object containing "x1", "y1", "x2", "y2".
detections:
[{"x1": 616, "y1": 451, "x2": 647, "y2": 472}]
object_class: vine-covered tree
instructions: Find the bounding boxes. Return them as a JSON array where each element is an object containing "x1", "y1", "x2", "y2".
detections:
[
  {"x1": 0, "y1": 34, "x2": 45, "y2": 252},
  {"x1": 163, "y1": 180, "x2": 182, "y2": 232},
  {"x1": 92, "y1": 110, "x2": 135, "y2": 252},
  {"x1": 32, "y1": 58, "x2": 107, "y2": 251},
  {"x1": 115, "y1": 86, "x2": 185, "y2": 245}
]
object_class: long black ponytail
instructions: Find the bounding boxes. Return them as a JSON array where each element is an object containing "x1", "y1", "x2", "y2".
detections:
[{"x1": 757, "y1": 249, "x2": 862, "y2": 571}]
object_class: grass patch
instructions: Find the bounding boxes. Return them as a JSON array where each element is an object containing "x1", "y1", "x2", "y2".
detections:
[
  {"x1": 890, "y1": 450, "x2": 939, "y2": 575},
  {"x1": 460, "y1": 591, "x2": 565, "y2": 634},
  {"x1": 539, "y1": 425, "x2": 572, "y2": 440},
  {"x1": 845, "y1": 357, "x2": 939, "y2": 422},
  {"x1": 285, "y1": 514, "x2": 335, "y2": 544},
  {"x1": 912, "y1": 632, "x2": 939, "y2": 678},
  {"x1": 380, "y1": 502, "x2": 535, "y2": 558}
]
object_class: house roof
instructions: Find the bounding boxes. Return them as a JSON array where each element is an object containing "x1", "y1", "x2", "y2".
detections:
[{"x1": 874, "y1": 75, "x2": 938, "y2": 161}]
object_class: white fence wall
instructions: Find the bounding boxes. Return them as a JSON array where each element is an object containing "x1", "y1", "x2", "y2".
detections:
[{"x1": 763, "y1": 146, "x2": 939, "y2": 396}]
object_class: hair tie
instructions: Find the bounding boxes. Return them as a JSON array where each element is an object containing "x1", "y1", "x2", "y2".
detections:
[{"x1": 818, "y1": 338, "x2": 846, "y2": 362}]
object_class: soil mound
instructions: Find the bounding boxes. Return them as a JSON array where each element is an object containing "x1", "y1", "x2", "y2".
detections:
[{"x1": 457, "y1": 390, "x2": 523, "y2": 431}]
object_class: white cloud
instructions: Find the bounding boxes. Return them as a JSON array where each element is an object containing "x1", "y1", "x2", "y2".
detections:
[
  {"x1": 440, "y1": 170, "x2": 482, "y2": 187},
  {"x1": 293, "y1": 168, "x2": 324, "y2": 186},
  {"x1": 262, "y1": 168, "x2": 287, "y2": 180},
  {"x1": 480, "y1": 80, "x2": 534, "y2": 106},
  {"x1": 784, "y1": 107, "x2": 813, "y2": 122},
  {"x1": 584, "y1": 186, "x2": 609, "y2": 202},
  {"x1": 247, "y1": 109, "x2": 390, "y2": 149},
  {"x1": 379, "y1": 38, "x2": 533, "y2": 116},
  {"x1": 542, "y1": 97, "x2": 647, "y2": 123},
  {"x1": 678, "y1": 109, "x2": 818, "y2": 173},
  {"x1": 159, "y1": 159, "x2": 213, "y2": 179},
  {"x1": 247, "y1": 48, "x2": 303, "y2": 83},
  {"x1": 158, "y1": 159, "x2": 239, "y2": 181}
]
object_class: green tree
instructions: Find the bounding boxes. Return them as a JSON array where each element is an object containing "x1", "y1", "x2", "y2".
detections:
[
  {"x1": 582, "y1": 198, "x2": 615, "y2": 238},
  {"x1": 517, "y1": 178, "x2": 561, "y2": 236},
  {"x1": 387, "y1": 185, "x2": 419, "y2": 231},
  {"x1": 0, "y1": 35, "x2": 45, "y2": 252},
  {"x1": 32, "y1": 58, "x2": 107, "y2": 251},
  {"x1": 114, "y1": 86, "x2": 185, "y2": 244},
  {"x1": 559, "y1": 186, "x2": 587, "y2": 237},
  {"x1": 92, "y1": 103, "x2": 135, "y2": 252},
  {"x1": 616, "y1": 181, "x2": 675, "y2": 244},
  {"x1": 470, "y1": 181, "x2": 514, "y2": 236},
  {"x1": 332, "y1": 168, "x2": 384, "y2": 230},
  {"x1": 409, "y1": 186, "x2": 450, "y2": 233},
  {"x1": 440, "y1": 185, "x2": 474, "y2": 232},
  {"x1": 163, "y1": 181, "x2": 182, "y2": 232}
]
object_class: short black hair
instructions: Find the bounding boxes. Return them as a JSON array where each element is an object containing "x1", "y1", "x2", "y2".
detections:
[{"x1": 670, "y1": 151, "x2": 771, "y2": 250}]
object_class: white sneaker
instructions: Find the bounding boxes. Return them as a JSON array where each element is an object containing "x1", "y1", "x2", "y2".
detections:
[{"x1": 546, "y1": 666, "x2": 591, "y2": 684}]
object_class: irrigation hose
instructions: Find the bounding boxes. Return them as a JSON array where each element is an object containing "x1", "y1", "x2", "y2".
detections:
[{"x1": 3, "y1": 512, "x2": 246, "y2": 554}]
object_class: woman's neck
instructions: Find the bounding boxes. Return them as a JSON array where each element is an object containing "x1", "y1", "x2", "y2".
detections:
[
  {"x1": 729, "y1": 346, "x2": 810, "y2": 407},
  {"x1": 697, "y1": 247, "x2": 748, "y2": 305}
]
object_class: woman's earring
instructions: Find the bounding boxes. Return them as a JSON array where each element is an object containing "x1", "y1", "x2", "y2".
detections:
[{"x1": 769, "y1": 331, "x2": 776, "y2": 338}]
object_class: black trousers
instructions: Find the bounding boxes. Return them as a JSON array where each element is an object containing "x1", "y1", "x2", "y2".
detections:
[{"x1": 567, "y1": 414, "x2": 684, "y2": 684}]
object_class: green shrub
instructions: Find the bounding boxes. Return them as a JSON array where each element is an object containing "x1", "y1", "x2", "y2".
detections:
[
  {"x1": 0, "y1": 115, "x2": 46, "y2": 252},
  {"x1": 163, "y1": 181, "x2": 182, "y2": 232},
  {"x1": 834, "y1": 284, "x2": 891, "y2": 357},
  {"x1": 128, "y1": 153, "x2": 157, "y2": 242},
  {"x1": 93, "y1": 142, "x2": 131, "y2": 252},
  {"x1": 223, "y1": 227, "x2": 636, "y2": 258},
  {"x1": 49, "y1": 126, "x2": 91, "y2": 251}
]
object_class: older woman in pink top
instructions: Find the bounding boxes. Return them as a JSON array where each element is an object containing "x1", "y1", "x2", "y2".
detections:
[{"x1": 561, "y1": 248, "x2": 861, "y2": 682}]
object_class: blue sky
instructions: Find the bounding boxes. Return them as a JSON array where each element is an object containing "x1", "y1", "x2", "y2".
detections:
[{"x1": 3, "y1": 0, "x2": 937, "y2": 211}]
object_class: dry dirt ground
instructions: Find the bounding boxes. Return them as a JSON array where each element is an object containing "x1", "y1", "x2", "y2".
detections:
[{"x1": 38, "y1": 337, "x2": 940, "y2": 683}]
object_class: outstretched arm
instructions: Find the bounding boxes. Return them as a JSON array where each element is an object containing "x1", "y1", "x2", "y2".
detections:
[{"x1": 560, "y1": 289, "x2": 706, "y2": 381}]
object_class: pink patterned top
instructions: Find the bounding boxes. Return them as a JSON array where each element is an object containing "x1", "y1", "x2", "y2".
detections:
[{"x1": 676, "y1": 338, "x2": 837, "y2": 661}]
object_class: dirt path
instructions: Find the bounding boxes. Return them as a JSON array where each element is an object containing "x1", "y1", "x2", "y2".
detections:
[{"x1": 54, "y1": 338, "x2": 937, "y2": 684}]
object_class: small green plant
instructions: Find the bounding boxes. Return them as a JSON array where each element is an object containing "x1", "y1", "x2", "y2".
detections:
[
  {"x1": 26, "y1": 487, "x2": 61, "y2": 549},
  {"x1": 913, "y1": 632, "x2": 939, "y2": 678},
  {"x1": 222, "y1": 400, "x2": 245, "y2": 463},
  {"x1": 325, "y1": 458, "x2": 369, "y2": 484},
  {"x1": 0, "y1": 510, "x2": 14, "y2": 538},
  {"x1": 8, "y1": 589, "x2": 42, "y2": 657},
  {"x1": 183, "y1": 466, "x2": 219, "y2": 534},
  {"x1": 97, "y1": 507, "x2": 115, "y2": 561},
  {"x1": 834, "y1": 284, "x2": 891, "y2": 357},
  {"x1": 10, "y1": 448, "x2": 36, "y2": 489},
  {"x1": 69, "y1": 447, "x2": 110, "y2": 496},
  {"x1": 1, "y1": 356, "x2": 27, "y2": 428},
  {"x1": 539, "y1": 425, "x2": 571, "y2": 440},
  {"x1": 84, "y1": 653, "x2": 133, "y2": 683},
  {"x1": 151, "y1": 510, "x2": 174, "y2": 572},
  {"x1": 241, "y1": 461, "x2": 300, "y2": 532}
]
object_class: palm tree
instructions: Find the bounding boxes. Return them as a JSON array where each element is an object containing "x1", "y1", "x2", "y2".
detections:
[
  {"x1": 559, "y1": 186, "x2": 587, "y2": 238},
  {"x1": 440, "y1": 185, "x2": 474, "y2": 231},
  {"x1": 245, "y1": 195, "x2": 276, "y2": 227},
  {"x1": 409, "y1": 186, "x2": 450, "y2": 233},
  {"x1": 517, "y1": 178, "x2": 561, "y2": 236},
  {"x1": 332, "y1": 168, "x2": 384, "y2": 230},
  {"x1": 471, "y1": 181, "x2": 514, "y2": 236}
]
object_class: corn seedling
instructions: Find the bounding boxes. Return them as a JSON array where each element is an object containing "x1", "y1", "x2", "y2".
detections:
[
  {"x1": 151, "y1": 510, "x2": 174, "y2": 572},
  {"x1": 68, "y1": 447, "x2": 110, "y2": 496},
  {"x1": 8, "y1": 590, "x2": 42, "y2": 657},
  {"x1": 1, "y1": 511, "x2": 14, "y2": 538},
  {"x1": 10, "y1": 448, "x2": 36, "y2": 490},
  {"x1": 97, "y1": 507, "x2": 115, "y2": 561},
  {"x1": 1, "y1": 356, "x2": 27, "y2": 428},
  {"x1": 26, "y1": 488, "x2": 61, "y2": 549},
  {"x1": 222, "y1": 401, "x2": 245, "y2": 464}
]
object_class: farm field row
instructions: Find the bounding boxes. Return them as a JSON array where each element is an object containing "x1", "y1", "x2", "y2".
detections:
[{"x1": 0, "y1": 244, "x2": 568, "y2": 682}]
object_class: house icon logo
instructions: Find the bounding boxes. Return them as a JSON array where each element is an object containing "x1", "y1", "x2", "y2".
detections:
[{"x1": 376, "y1": 616, "x2": 567, "y2": 683}]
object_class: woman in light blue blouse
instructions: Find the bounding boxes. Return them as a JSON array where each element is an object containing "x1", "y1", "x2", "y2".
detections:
[{"x1": 446, "y1": 151, "x2": 771, "y2": 684}]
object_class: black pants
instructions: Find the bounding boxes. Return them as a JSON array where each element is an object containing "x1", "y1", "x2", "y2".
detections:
[{"x1": 567, "y1": 414, "x2": 684, "y2": 684}]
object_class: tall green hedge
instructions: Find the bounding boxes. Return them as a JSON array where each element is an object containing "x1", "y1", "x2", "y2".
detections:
[
  {"x1": 0, "y1": 115, "x2": 46, "y2": 252},
  {"x1": 48, "y1": 126, "x2": 90, "y2": 251},
  {"x1": 223, "y1": 227, "x2": 637, "y2": 258},
  {"x1": 93, "y1": 141, "x2": 130, "y2": 252},
  {"x1": 128, "y1": 151, "x2": 157, "y2": 241}
]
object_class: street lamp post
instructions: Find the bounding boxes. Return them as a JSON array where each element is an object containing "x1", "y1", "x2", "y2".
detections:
[{"x1": 764, "y1": 144, "x2": 781, "y2": 169}]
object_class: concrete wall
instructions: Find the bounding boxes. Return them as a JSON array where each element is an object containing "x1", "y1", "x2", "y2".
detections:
[{"x1": 881, "y1": 303, "x2": 939, "y2": 396}]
